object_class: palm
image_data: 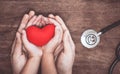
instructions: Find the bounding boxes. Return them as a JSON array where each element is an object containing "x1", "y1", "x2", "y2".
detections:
[
  {"x1": 13, "y1": 54, "x2": 26, "y2": 72},
  {"x1": 57, "y1": 51, "x2": 74, "y2": 72}
]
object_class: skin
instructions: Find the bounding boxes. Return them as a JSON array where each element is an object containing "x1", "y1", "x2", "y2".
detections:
[
  {"x1": 11, "y1": 11, "x2": 43, "y2": 74},
  {"x1": 11, "y1": 10, "x2": 75, "y2": 74},
  {"x1": 40, "y1": 16, "x2": 63, "y2": 74},
  {"x1": 11, "y1": 11, "x2": 35, "y2": 74},
  {"x1": 48, "y1": 14, "x2": 75, "y2": 74},
  {"x1": 20, "y1": 15, "x2": 43, "y2": 74}
]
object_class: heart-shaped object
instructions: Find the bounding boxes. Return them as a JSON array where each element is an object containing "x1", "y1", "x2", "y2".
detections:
[{"x1": 26, "y1": 24, "x2": 55, "y2": 46}]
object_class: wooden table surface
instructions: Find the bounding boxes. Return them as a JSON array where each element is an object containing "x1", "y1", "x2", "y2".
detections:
[{"x1": 0, "y1": 0, "x2": 120, "y2": 74}]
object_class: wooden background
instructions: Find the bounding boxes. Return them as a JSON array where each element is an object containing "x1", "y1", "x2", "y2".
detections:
[{"x1": 0, "y1": 0, "x2": 120, "y2": 74}]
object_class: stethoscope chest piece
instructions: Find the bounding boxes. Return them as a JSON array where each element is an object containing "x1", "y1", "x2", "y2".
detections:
[{"x1": 81, "y1": 29, "x2": 100, "y2": 48}]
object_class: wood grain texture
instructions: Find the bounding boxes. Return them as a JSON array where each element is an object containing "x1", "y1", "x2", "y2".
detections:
[{"x1": 0, "y1": 0, "x2": 120, "y2": 74}]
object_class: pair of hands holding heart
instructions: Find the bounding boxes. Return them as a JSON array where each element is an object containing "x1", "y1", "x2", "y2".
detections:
[{"x1": 11, "y1": 11, "x2": 75, "y2": 74}]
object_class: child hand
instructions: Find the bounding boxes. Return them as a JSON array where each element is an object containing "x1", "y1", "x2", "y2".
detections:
[
  {"x1": 20, "y1": 13, "x2": 43, "y2": 74},
  {"x1": 37, "y1": 16, "x2": 63, "y2": 74},
  {"x1": 49, "y1": 15, "x2": 75, "y2": 74},
  {"x1": 41, "y1": 16, "x2": 63, "y2": 55},
  {"x1": 21, "y1": 15, "x2": 43, "y2": 58}
]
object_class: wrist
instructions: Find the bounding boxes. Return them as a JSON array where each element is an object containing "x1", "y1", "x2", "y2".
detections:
[
  {"x1": 43, "y1": 53, "x2": 54, "y2": 57},
  {"x1": 29, "y1": 51, "x2": 43, "y2": 59},
  {"x1": 58, "y1": 69, "x2": 72, "y2": 74},
  {"x1": 42, "y1": 47, "x2": 54, "y2": 54},
  {"x1": 59, "y1": 70, "x2": 72, "y2": 74},
  {"x1": 29, "y1": 56, "x2": 41, "y2": 61}
]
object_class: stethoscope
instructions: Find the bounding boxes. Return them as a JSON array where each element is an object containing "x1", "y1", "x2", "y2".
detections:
[
  {"x1": 80, "y1": 20, "x2": 120, "y2": 74},
  {"x1": 81, "y1": 20, "x2": 120, "y2": 48},
  {"x1": 109, "y1": 42, "x2": 120, "y2": 74}
]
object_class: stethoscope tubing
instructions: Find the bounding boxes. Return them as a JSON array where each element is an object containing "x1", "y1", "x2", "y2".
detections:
[
  {"x1": 108, "y1": 42, "x2": 120, "y2": 74},
  {"x1": 99, "y1": 20, "x2": 120, "y2": 35},
  {"x1": 108, "y1": 58, "x2": 119, "y2": 74},
  {"x1": 99, "y1": 20, "x2": 120, "y2": 74}
]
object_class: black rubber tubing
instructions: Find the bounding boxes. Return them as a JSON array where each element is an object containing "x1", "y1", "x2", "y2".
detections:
[{"x1": 100, "y1": 20, "x2": 120, "y2": 34}]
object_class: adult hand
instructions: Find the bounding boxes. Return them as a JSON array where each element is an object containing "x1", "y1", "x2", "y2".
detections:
[
  {"x1": 56, "y1": 30, "x2": 75, "y2": 74},
  {"x1": 11, "y1": 11, "x2": 35, "y2": 74}
]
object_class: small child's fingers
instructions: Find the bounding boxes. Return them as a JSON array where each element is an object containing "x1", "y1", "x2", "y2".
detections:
[
  {"x1": 33, "y1": 15, "x2": 42, "y2": 26},
  {"x1": 40, "y1": 16, "x2": 46, "y2": 26},
  {"x1": 41, "y1": 16, "x2": 50, "y2": 26},
  {"x1": 21, "y1": 30, "x2": 31, "y2": 48},
  {"x1": 45, "y1": 26, "x2": 61, "y2": 51},
  {"x1": 26, "y1": 16, "x2": 37, "y2": 28}
]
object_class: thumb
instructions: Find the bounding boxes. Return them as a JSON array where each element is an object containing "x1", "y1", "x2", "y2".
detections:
[{"x1": 21, "y1": 30, "x2": 32, "y2": 49}]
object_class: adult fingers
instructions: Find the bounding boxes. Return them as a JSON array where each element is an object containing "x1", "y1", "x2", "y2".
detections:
[
  {"x1": 55, "y1": 16, "x2": 68, "y2": 31},
  {"x1": 18, "y1": 14, "x2": 29, "y2": 33},
  {"x1": 54, "y1": 43, "x2": 63, "y2": 57},
  {"x1": 63, "y1": 30, "x2": 75, "y2": 54},
  {"x1": 48, "y1": 14, "x2": 55, "y2": 19},
  {"x1": 28, "y1": 10, "x2": 35, "y2": 19},
  {"x1": 12, "y1": 32, "x2": 22, "y2": 56},
  {"x1": 68, "y1": 32, "x2": 75, "y2": 50},
  {"x1": 48, "y1": 18, "x2": 61, "y2": 27},
  {"x1": 11, "y1": 37, "x2": 17, "y2": 56},
  {"x1": 63, "y1": 30, "x2": 72, "y2": 53}
]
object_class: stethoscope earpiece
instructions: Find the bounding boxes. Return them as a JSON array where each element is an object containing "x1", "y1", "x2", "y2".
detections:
[{"x1": 81, "y1": 29, "x2": 101, "y2": 48}]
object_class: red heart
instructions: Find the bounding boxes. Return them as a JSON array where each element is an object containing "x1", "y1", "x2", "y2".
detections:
[{"x1": 26, "y1": 24, "x2": 55, "y2": 46}]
